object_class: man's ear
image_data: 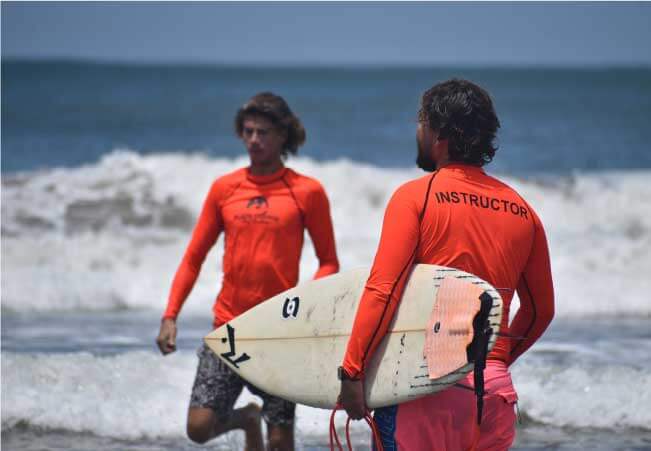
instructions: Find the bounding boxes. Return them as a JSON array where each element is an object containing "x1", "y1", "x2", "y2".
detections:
[
  {"x1": 279, "y1": 128, "x2": 289, "y2": 146},
  {"x1": 435, "y1": 130, "x2": 447, "y2": 143},
  {"x1": 433, "y1": 134, "x2": 450, "y2": 162}
]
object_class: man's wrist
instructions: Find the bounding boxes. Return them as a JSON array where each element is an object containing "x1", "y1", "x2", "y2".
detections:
[{"x1": 337, "y1": 366, "x2": 360, "y2": 381}]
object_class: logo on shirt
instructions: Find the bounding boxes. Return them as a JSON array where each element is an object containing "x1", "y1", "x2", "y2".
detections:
[
  {"x1": 434, "y1": 191, "x2": 529, "y2": 219},
  {"x1": 282, "y1": 296, "x2": 300, "y2": 319},
  {"x1": 236, "y1": 195, "x2": 279, "y2": 225},
  {"x1": 247, "y1": 196, "x2": 269, "y2": 209}
]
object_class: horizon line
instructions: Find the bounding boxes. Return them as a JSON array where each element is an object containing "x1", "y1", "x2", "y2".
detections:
[{"x1": 3, "y1": 56, "x2": 651, "y2": 71}]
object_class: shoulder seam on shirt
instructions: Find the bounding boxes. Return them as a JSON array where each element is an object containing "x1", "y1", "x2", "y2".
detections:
[
  {"x1": 419, "y1": 170, "x2": 438, "y2": 222},
  {"x1": 287, "y1": 169, "x2": 322, "y2": 193},
  {"x1": 214, "y1": 171, "x2": 246, "y2": 205},
  {"x1": 281, "y1": 173, "x2": 306, "y2": 226},
  {"x1": 510, "y1": 274, "x2": 537, "y2": 358}
]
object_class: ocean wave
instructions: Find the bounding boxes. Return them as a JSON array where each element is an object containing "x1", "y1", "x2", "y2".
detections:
[
  {"x1": 513, "y1": 359, "x2": 651, "y2": 430},
  {"x1": 2, "y1": 150, "x2": 650, "y2": 316},
  {"x1": 0, "y1": 351, "x2": 371, "y2": 444},
  {"x1": 2, "y1": 351, "x2": 648, "y2": 439}
]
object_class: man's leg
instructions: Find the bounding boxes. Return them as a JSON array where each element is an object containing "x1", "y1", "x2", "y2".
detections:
[
  {"x1": 391, "y1": 361, "x2": 517, "y2": 451},
  {"x1": 267, "y1": 423, "x2": 294, "y2": 451},
  {"x1": 393, "y1": 390, "x2": 464, "y2": 451},
  {"x1": 373, "y1": 405, "x2": 399, "y2": 451},
  {"x1": 187, "y1": 404, "x2": 263, "y2": 449},
  {"x1": 187, "y1": 344, "x2": 264, "y2": 449},
  {"x1": 476, "y1": 362, "x2": 518, "y2": 451},
  {"x1": 248, "y1": 383, "x2": 296, "y2": 451}
]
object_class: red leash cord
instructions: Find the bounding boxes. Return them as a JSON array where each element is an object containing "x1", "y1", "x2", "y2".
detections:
[{"x1": 329, "y1": 403, "x2": 384, "y2": 451}]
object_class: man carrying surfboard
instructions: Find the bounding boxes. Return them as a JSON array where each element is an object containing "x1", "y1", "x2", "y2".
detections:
[
  {"x1": 157, "y1": 92, "x2": 339, "y2": 450},
  {"x1": 338, "y1": 79, "x2": 554, "y2": 450}
]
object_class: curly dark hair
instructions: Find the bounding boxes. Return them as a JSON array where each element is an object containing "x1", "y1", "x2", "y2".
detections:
[
  {"x1": 234, "y1": 92, "x2": 306, "y2": 158},
  {"x1": 418, "y1": 79, "x2": 500, "y2": 166}
]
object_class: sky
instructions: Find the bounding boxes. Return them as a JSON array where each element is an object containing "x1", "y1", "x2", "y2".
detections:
[{"x1": 2, "y1": 2, "x2": 651, "y2": 66}]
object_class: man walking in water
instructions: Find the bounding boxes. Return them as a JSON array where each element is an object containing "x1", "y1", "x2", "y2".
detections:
[
  {"x1": 157, "y1": 92, "x2": 339, "y2": 450},
  {"x1": 338, "y1": 79, "x2": 554, "y2": 450}
]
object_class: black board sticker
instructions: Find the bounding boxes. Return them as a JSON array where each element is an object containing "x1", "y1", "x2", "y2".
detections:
[
  {"x1": 220, "y1": 324, "x2": 251, "y2": 368},
  {"x1": 282, "y1": 296, "x2": 300, "y2": 319}
]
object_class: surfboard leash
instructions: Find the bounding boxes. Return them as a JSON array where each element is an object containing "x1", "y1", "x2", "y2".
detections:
[{"x1": 329, "y1": 404, "x2": 384, "y2": 451}]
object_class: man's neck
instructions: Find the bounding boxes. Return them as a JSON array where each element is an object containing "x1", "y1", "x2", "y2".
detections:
[
  {"x1": 435, "y1": 157, "x2": 452, "y2": 169},
  {"x1": 438, "y1": 161, "x2": 483, "y2": 170},
  {"x1": 249, "y1": 160, "x2": 284, "y2": 176}
]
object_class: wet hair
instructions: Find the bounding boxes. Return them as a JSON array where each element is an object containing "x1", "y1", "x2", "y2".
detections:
[
  {"x1": 418, "y1": 79, "x2": 500, "y2": 166},
  {"x1": 234, "y1": 92, "x2": 306, "y2": 157}
]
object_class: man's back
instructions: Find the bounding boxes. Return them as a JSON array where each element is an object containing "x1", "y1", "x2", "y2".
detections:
[
  {"x1": 400, "y1": 164, "x2": 552, "y2": 362},
  {"x1": 345, "y1": 163, "x2": 553, "y2": 375}
]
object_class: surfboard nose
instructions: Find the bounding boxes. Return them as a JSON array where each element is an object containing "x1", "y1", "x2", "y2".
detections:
[
  {"x1": 204, "y1": 325, "x2": 231, "y2": 358},
  {"x1": 205, "y1": 324, "x2": 253, "y2": 369}
]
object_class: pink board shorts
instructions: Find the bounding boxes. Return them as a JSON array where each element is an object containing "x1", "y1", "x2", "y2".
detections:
[{"x1": 373, "y1": 360, "x2": 517, "y2": 451}]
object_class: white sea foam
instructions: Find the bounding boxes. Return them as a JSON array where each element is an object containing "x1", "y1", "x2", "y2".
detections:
[
  {"x1": 2, "y1": 350, "x2": 649, "y2": 439},
  {"x1": 2, "y1": 150, "x2": 651, "y2": 316},
  {"x1": 512, "y1": 358, "x2": 651, "y2": 430},
  {"x1": 0, "y1": 351, "x2": 371, "y2": 446}
]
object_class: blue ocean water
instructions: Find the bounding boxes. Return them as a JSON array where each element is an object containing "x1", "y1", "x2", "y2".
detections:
[{"x1": 2, "y1": 60, "x2": 650, "y2": 174}]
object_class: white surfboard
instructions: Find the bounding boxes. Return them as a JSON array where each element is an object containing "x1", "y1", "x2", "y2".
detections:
[{"x1": 204, "y1": 264, "x2": 503, "y2": 409}]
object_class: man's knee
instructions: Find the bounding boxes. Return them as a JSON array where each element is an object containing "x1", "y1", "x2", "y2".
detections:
[
  {"x1": 187, "y1": 408, "x2": 219, "y2": 444},
  {"x1": 186, "y1": 422, "x2": 212, "y2": 444}
]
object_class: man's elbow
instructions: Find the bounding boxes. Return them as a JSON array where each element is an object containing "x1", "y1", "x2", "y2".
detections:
[
  {"x1": 314, "y1": 260, "x2": 339, "y2": 279},
  {"x1": 540, "y1": 299, "x2": 555, "y2": 329},
  {"x1": 326, "y1": 260, "x2": 340, "y2": 275}
]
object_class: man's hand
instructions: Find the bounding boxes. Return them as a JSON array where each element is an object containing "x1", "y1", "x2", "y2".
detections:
[
  {"x1": 156, "y1": 318, "x2": 177, "y2": 355},
  {"x1": 338, "y1": 379, "x2": 366, "y2": 420}
]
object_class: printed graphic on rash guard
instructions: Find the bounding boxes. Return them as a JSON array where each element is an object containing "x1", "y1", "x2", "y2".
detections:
[
  {"x1": 234, "y1": 210, "x2": 280, "y2": 225},
  {"x1": 247, "y1": 196, "x2": 269, "y2": 209},
  {"x1": 434, "y1": 191, "x2": 528, "y2": 219}
]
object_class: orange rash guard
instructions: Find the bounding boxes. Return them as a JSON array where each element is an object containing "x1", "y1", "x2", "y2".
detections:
[
  {"x1": 342, "y1": 164, "x2": 554, "y2": 378},
  {"x1": 163, "y1": 166, "x2": 339, "y2": 328}
]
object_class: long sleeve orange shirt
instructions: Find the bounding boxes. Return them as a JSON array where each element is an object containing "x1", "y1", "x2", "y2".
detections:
[
  {"x1": 342, "y1": 164, "x2": 554, "y2": 378},
  {"x1": 163, "y1": 166, "x2": 339, "y2": 327}
]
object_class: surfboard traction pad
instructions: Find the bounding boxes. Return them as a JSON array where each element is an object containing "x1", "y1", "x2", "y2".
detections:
[{"x1": 424, "y1": 277, "x2": 491, "y2": 379}]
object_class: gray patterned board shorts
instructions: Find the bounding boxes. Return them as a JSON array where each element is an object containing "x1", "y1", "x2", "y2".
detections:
[{"x1": 190, "y1": 344, "x2": 295, "y2": 426}]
